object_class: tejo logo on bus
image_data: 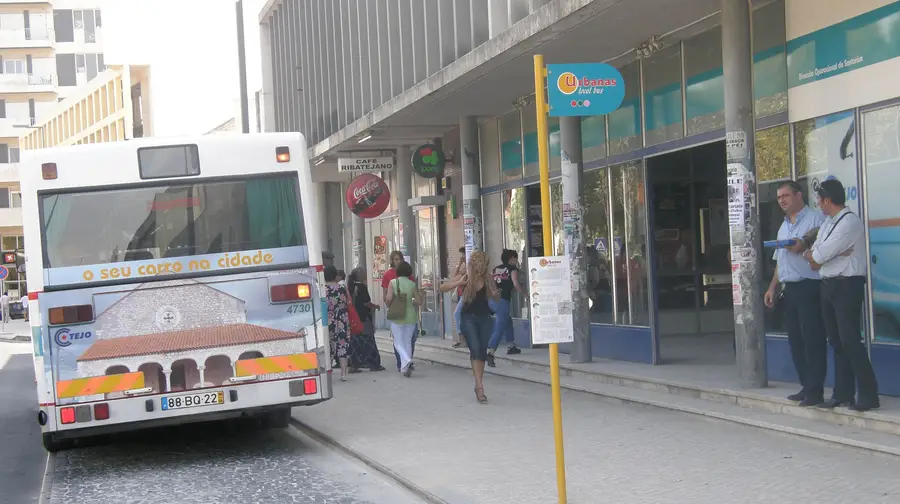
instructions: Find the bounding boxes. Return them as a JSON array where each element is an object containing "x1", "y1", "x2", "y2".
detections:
[
  {"x1": 54, "y1": 327, "x2": 92, "y2": 347},
  {"x1": 81, "y1": 250, "x2": 276, "y2": 282}
]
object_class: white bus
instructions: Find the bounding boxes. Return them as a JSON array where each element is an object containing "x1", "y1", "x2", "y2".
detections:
[{"x1": 17, "y1": 133, "x2": 333, "y2": 451}]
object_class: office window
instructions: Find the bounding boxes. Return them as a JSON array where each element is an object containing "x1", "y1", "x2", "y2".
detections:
[
  {"x1": 4, "y1": 60, "x2": 25, "y2": 74},
  {"x1": 97, "y1": 53, "x2": 105, "y2": 72},
  {"x1": 10, "y1": 191, "x2": 21, "y2": 208},
  {"x1": 9, "y1": 148, "x2": 19, "y2": 163},
  {"x1": 608, "y1": 61, "x2": 642, "y2": 155},
  {"x1": 0, "y1": 100, "x2": 5, "y2": 119},
  {"x1": 95, "y1": 10, "x2": 102, "y2": 28},
  {"x1": 74, "y1": 10, "x2": 83, "y2": 29},
  {"x1": 56, "y1": 54, "x2": 76, "y2": 86},
  {"x1": 643, "y1": 45, "x2": 684, "y2": 146},
  {"x1": 753, "y1": 0, "x2": 788, "y2": 117},
  {"x1": 0, "y1": 144, "x2": 8, "y2": 164},
  {"x1": 76, "y1": 54, "x2": 86, "y2": 73},
  {"x1": 0, "y1": 189, "x2": 9, "y2": 207},
  {"x1": 500, "y1": 109, "x2": 522, "y2": 181}
]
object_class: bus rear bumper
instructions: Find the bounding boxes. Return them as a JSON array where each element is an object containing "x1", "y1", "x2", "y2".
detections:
[{"x1": 41, "y1": 373, "x2": 333, "y2": 441}]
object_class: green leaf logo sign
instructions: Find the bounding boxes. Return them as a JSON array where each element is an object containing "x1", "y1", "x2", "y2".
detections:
[{"x1": 412, "y1": 143, "x2": 445, "y2": 178}]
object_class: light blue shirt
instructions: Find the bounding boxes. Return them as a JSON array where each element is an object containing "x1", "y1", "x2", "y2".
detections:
[{"x1": 774, "y1": 207, "x2": 826, "y2": 283}]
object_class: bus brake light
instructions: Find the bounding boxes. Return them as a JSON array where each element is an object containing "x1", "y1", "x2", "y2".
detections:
[
  {"x1": 275, "y1": 146, "x2": 290, "y2": 163},
  {"x1": 271, "y1": 283, "x2": 311, "y2": 303},
  {"x1": 48, "y1": 304, "x2": 94, "y2": 325},
  {"x1": 93, "y1": 403, "x2": 110, "y2": 421},
  {"x1": 42, "y1": 163, "x2": 58, "y2": 180},
  {"x1": 60, "y1": 407, "x2": 75, "y2": 424}
]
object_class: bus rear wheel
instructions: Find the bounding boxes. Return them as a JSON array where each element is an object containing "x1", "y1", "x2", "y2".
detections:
[
  {"x1": 42, "y1": 433, "x2": 72, "y2": 453},
  {"x1": 262, "y1": 407, "x2": 291, "y2": 429}
]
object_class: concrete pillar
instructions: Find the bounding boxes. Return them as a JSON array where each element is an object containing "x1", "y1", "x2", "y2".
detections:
[
  {"x1": 722, "y1": 0, "x2": 767, "y2": 388},
  {"x1": 326, "y1": 182, "x2": 346, "y2": 269},
  {"x1": 396, "y1": 145, "x2": 417, "y2": 269},
  {"x1": 351, "y1": 208, "x2": 367, "y2": 270},
  {"x1": 560, "y1": 116, "x2": 591, "y2": 363},
  {"x1": 163, "y1": 370, "x2": 172, "y2": 392},
  {"x1": 460, "y1": 116, "x2": 484, "y2": 261},
  {"x1": 314, "y1": 182, "x2": 330, "y2": 261},
  {"x1": 198, "y1": 365, "x2": 206, "y2": 386}
]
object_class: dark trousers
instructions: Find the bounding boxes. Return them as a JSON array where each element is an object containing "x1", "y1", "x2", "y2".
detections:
[
  {"x1": 782, "y1": 280, "x2": 827, "y2": 400},
  {"x1": 821, "y1": 276, "x2": 879, "y2": 403},
  {"x1": 394, "y1": 323, "x2": 417, "y2": 371}
]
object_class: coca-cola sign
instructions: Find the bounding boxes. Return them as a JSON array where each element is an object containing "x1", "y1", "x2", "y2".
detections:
[{"x1": 345, "y1": 173, "x2": 390, "y2": 218}]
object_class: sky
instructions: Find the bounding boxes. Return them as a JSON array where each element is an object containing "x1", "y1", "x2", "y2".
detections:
[{"x1": 103, "y1": 0, "x2": 267, "y2": 136}]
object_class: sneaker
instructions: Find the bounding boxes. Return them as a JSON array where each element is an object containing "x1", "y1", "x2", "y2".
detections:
[
  {"x1": 506, "y1": 346, "x2": 521, "y2": 355},
  {"x1": 403, "y1": 367, "x2": 412, "y2": 378}
]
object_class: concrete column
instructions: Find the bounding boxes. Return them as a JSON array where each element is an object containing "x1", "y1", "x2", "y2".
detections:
[
  {"x1": 560, "y1": 116, "x2": 591, "y2": 363},
  {"x1": 326, "y1": 182, "x2": 346, "y2": 269},
  {"x1": 460, "y1": 116, "x2": 484, "y2": 261},
  {"x1": 396, "y1": 145, "x2": 417, "y2": 269},
  {"x1": 198, "y1": 365, "x2": 206, "y2": 387},
  {"x1": 314, "y1": 182, "x2": 331, "y2": 262},
  {"x1": 722, "y1": 0, "x2": 767, "y2": 388},
  {"x1": 163, "y1": 370, "x2": 172, "y2": 392},
  {"x1": 351, "y1": 208, "x2": 367, "y2": 270}
]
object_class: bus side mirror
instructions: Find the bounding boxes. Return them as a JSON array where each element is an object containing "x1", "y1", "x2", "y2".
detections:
[{"x1": 14, "y1": 249, "x2": 24, "y2": 274}]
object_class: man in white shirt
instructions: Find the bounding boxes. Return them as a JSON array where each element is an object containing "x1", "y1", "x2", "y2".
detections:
[
  {"x1": 0, "y1": 291, "x2": 8, "y2": 321},
  {"x1": 803, "y1": 179, "x2": 879, "y2": 411}
]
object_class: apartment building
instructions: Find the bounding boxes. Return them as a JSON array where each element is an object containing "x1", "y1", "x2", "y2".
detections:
[{"x1": 0, "y1": 0, "x2": 106, "y2": 297}]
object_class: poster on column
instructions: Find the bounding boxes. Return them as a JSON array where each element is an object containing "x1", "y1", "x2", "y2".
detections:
[
  {"x1": 372, "y1": 236, "x2": 387, "y2": 279},
  {"x1": 527, "y1": 256, "x2": 575, "y2": 345}
]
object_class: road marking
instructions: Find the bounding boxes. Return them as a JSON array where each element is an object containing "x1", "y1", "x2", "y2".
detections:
[{"x1": 38, "y1": 451, "x2": 53, "y2": 504}]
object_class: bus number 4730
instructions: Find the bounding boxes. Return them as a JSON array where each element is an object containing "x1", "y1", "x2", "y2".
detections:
[{"x1": 287, "y1": 303, "x2": 311, "y2": 314}]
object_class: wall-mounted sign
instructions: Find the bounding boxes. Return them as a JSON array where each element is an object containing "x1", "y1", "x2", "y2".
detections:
[
  {"x1": 411, "y1": 144, "x2": 445, "y2": 178},
  {"x1": 337, "y1": 156, "x2": 395, "y2": 174},
  {"x1": 546, "y1": 62, "x2": 625, "y2": 117},
  {"x1": 345, "y1": 173, "x2": 390, "y2": 218},
  {"x1": 2, "y1": 252, "x2": 15, "y2": 264}
]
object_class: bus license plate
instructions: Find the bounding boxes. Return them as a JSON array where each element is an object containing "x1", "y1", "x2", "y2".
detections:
[{"x1": 161, "y1": 391, "x2": 225, "y2": 411}]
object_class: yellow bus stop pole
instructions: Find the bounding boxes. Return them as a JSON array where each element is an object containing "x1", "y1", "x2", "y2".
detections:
[{"x1": 533, "y1": 53, "x2": 568, "y2": 504}]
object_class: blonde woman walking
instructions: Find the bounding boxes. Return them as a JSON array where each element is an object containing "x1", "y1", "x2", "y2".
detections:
[{"x1": 441, "y1": 250, "x2": 499, "y2": 403}]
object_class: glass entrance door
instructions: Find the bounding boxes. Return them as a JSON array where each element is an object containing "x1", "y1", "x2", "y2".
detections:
[
  {"x1": 415, "y1": 207, "x2": 441, "y2": 338},
  {"x1": 862, "y1": 104, "x2": 900, "y2": 344}
]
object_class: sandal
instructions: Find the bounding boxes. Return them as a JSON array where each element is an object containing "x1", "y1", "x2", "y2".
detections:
[
  {"x1": 474, "y1": 387, "x2": 487, "y2": 404},
  {"x1": 452, "y1": 342, "x2": 465, "y2": 348}
]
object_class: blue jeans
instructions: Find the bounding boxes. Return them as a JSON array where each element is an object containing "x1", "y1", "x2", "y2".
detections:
[
  {"x1": 488, "y1": 298, "x2": 514, "y2": 350},
  {"x1": 460, "y1": 313, "x2": 493, "y2": 361},
  {"x1": 454, "y1": 298, "x2": 463, "y2": 334},
  {"x1": 394, "y1": 323, "x2": 418, "y2": 370}
]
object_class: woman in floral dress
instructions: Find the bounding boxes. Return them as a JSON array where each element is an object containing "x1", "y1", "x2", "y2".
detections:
[{"x1": 324, "y1": 265, "x2": 351, "y2": 381}]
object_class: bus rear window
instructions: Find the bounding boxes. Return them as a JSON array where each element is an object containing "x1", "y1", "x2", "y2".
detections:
[{"x1": 41, "y1": 174, "x2": 305, "y2": 268}]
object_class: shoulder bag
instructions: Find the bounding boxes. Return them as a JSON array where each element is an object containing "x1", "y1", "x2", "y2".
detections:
[
  {"x1": 345, "y1": 285, "x2": 364, "y2": 336},
  {"x1": 386, "y1": 278, "x2": 408, "y2": 321}
]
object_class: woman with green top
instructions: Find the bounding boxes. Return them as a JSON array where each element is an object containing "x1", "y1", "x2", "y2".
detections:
[{"x1": 385, "y1": 261, "x2": 421, "y2": 377}]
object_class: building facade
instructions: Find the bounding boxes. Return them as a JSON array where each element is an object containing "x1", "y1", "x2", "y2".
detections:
[
  {"x1": 0, "y1": 0, "x2": 107, "y2": 297},
  {"x1": 259, "y1": 0, "x2": 900, "y2": 396}
]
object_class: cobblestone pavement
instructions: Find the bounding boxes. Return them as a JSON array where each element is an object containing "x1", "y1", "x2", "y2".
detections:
[
  {"x1": 44, "y1": 419, "x2": 422, "y2": 504},
  {"x1": 295, "y1": 359, "x2": 900, "y2": 504}
]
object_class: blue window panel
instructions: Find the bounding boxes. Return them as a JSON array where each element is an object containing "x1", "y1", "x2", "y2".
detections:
[{"x1": 500, "y1": 138, "x2": 522, "y2": 172}]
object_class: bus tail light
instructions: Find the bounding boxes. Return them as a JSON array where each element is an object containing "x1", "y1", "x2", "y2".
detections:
[
  {"x1": 275, "y1": 146, "x2": 290, "y2": 163},
  {"x1": 42, "y1": 163, "x2": 58, "y2": 180},
  {"x1": 303, "y1": 378, "x2": 317, "y2": 395},
  {"x1": 60, "y1": 407, "x2": 75, "y2": 425},
  {"x1": 48, "y1": 304, "x2": 94, "y2": 325},
  {"x1": 271, "y1": 283, "x2": 311, "y2": 303},
  {"x1": 93, "y1": 403, "x2": 110, "y2": 421}
]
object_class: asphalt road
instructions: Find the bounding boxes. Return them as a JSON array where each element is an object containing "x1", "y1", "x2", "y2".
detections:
[
  {"x1": 0, "y1": 341, "x2": 421, "y2": 504},
  {"x1": 0, "y1": 342, "x2": 46, "y2": 504}
]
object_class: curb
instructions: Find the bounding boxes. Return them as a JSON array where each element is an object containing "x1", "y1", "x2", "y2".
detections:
[
  {"x1": 0, "y1": 334, "x2": 30, "y2": 343},
  {"x1": 38, "y1": 452, "x2": 55, "y2": 504},
  {"x1": 382, "y1": 348, "x2": 900, "y2": 459},
  {"x1": 289, "y1": 417, "x2": 450, "y2": 504}
]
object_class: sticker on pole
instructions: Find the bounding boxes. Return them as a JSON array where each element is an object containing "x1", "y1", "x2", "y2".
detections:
[
  {"x1": 546, "y1": 63, "x2": 626, "y2": 117},
  {"x1": 527, "y1": 256, "x2": 575, "y2": 345},
  {"x1": 0, "y1": 265, "x2": 8, "y2": 281}
]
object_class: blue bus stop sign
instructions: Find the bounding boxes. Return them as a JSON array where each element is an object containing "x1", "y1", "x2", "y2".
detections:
[
  {"x1": 547, "y1": 63, "x2": 626, "y2": 117},
  {"x1": 0, "y1": 265, "x2": 8, "y2": 281}
]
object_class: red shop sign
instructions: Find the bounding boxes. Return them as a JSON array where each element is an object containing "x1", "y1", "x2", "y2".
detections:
[{"x1": 345, "y1": 173, "x2": 390, "y2": 218}]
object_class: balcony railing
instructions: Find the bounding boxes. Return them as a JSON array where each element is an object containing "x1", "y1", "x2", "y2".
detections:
[{"x1": 0, "y1": 27, "x2": 52, "y2": 47}]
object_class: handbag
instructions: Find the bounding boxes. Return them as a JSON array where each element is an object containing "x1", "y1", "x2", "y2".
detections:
[
  {"x1": 346, "y1": 288, "x2": 364, "y2": 336},
  {"x1": 386, "y1": 278, "x2": 408, "y2": 321}
]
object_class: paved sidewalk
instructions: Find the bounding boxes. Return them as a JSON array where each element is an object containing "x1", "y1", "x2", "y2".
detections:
[
  {"x1": 292, "y1": 360, "x2": 900, "y2": 504},
  {"x1": 0, "y1": 320, "x2": 30, "y2": 342}
]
